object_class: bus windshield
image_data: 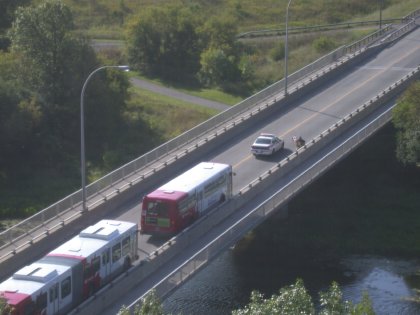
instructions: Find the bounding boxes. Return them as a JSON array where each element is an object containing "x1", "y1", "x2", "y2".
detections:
[{"x1": 145, "y1": 200, "x2": 169, "y2": 218}]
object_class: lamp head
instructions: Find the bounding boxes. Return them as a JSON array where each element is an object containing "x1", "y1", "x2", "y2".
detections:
[{"x1": 118, "y1": 65, "x2": 130, "y2": 72}]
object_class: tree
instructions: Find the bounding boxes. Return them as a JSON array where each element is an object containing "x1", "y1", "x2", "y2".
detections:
[
  {"x1": 0, "y1": 296, "x2": 11, "y2": 314},
  {"x1": 6, "y1": 0, "x2": 131, "y2": 171},
  {"x1": 232, "y1": 279, "x2": 315, "y2": 315},
  {"x1": 198, "y1": 48, "x2": 240, "y2": 87},
  {"x1": 9, "y1": 0, "x2": 76, "y2": 106},
  {"x1": 0, "y1": 51, "x2": 40, "y2": 181},
  {"x1": 117, "y1": 280, "x2": 375, "y2": 315},
  {"x1": 392, "y1": 81, "x2": 420, "y2": 166},
  {"x1": 197, "y1": 15, "x2": 243, "y2": 88},
  {"x1": 127, "y1": 5, "x2": 201, "y2": 81},
  {"x1": 126, "y1": 6, "x2": 248, "y2": 89},
  {"x1": 313, "y1": 36, "x2": 337, "y2": 54},
  {"x1": 233, "y1": 279, "x2": 375, "y2": 315},
  {"x1": 0, "y1": 0, "x2": 30, "y2": 31},
  {"x1": 319, "y1": 281, "x2": 350, "y2": 315},
  {"x1": 118, "y1": 289, "x2": 164, "y2": 315}
]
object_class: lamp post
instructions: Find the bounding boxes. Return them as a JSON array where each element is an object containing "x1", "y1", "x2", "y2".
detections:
[
  {"x1": 80, "y1": 65, "x2": 129, "y2": 212},
  {"x1": 284, "y1": 0, "x2": 293, "y2": 96},
  {"x1": 379, "y1": 0, "x2": 383, "y2": 30}
]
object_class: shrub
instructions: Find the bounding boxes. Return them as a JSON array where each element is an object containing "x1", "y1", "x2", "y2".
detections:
[
  {"x1": 313, "y1": 36, "x2": 337, "y2": 53},
  {"x1": 270, "y1": 41, "x2": 285, "y2": 61}
]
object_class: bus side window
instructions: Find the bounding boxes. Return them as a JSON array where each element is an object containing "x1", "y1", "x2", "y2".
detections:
[
  {"x1": 92, "y1": 256, "x2": 101, "y2": 274},
  {"x1": 122, "y1": 237, "x2": 130, "y2": 257},
  {"x1": 61, "y1": 277, "x2": 71, "y2": 299},
  {"x1": 36, "y1": 291, "x2": 47, "y2": 310},
  {"x1": 204, "y1": 175, "x2": 226, "y2": 197},
  {"x1": 112, "y1": 243, "x2": 122, "y2": 263},
  {"x1": 49, "y1": 284, "x2": 58, "y2": 303},
  {"x1": 24, "y1": 303, "x2": 35, "y2": 315},
  {"x1": 178, "y1": 195, "x2": 195, "y2": 215},
  {"x1": 102, "y1": 249, "x2": 110, "y2": 265},
  {"x1": 84, "y1": 263, "x2": 92, "y2": 279}
]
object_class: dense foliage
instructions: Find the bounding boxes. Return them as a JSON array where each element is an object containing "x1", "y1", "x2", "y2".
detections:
[
  {"x1": 126, "y1": 4, "x2": 247, "y2": 91},
  {"x1": 0, "y1": 297, "x2": 9, "y2": 314},
  {"x1": 118, "y1": 289, "x2": 164, "y2": 315},
  {"x1": 233, "y1": 279, "x2": 374, "y2": 315},
  {"x1": 0, "y1": 0, "x2": 30, "y2": 31},
  {"x1": 126, "y1": 5, "x2": 201, "y2": 81},
  {"x1": 0, "y1": 0, "x2": 155, "y2": 218},
  {"x1": 392, "y1": 80, "x2": 420, "y2": 166}
]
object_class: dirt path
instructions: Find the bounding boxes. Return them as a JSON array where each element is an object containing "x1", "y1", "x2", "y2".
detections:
[{"x1": 130, "y1": 78, "x2": 230, "y2": 111}]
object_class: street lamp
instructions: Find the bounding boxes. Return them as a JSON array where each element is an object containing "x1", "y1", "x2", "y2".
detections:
[
  {"x1": 80, "y1": 65, "x2": 129, "y2": 212},
  {"x1": 284, "y1": 0, "x2": 293, "y2": 96},
  {"x1": 379, "y1": 0, "x2": 383, "y2": 30}
]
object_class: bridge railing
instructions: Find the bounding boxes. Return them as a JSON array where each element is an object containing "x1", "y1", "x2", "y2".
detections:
[
  {"x1": 402, "y1": 8, "x2": 420, "y2": 22},
  {"x1": 0, "y1": 14, "x2": 416, "y2": 263},
  {"x1": 379, "y1": 18, "x2": 418, "y2": 44}
]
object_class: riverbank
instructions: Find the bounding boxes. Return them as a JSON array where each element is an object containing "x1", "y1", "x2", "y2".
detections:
[{"x1": 233, "y1": 123, "x2": 420, "y2": 294}]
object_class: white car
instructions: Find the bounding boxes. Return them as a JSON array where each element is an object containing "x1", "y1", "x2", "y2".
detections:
[{"x1": 251, "y1": 133, "x2": 284, "y2": 156}]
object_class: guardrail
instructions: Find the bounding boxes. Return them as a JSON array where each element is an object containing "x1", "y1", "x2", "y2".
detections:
[
  {"x1": 0, "y1": 12, "x2": 416, "y2": 265},
  {"x1": 402, "y1": 8, "x2": 420, "y2": 22},
  {"x1": 378, "y1": 17, "x2": 418, "y2": 44},
  {"x1": 236, "y1": 7, "x2": 420, "y2": 40},
  {"x1": 236, "y1": 19, "x2": 400, "y2": 39}
]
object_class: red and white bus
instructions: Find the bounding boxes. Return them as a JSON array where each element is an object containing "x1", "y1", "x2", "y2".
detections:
[
  {"x1": 0, "y1": 220, "x2": 138, "y2": 315},
  {"x1": 141, "y1": 162, "x2": 233, "y2": 235}
]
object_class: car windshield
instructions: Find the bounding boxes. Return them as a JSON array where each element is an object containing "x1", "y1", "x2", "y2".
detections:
[{"x1": 256, "y1": 138, "x2": 272, "y2": 145}]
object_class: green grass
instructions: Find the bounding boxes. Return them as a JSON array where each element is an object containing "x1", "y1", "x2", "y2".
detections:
[
  {"x1": 361, "y1": 0, "x2": 420, "y2": 20},
  {"x1": 129, "y1": 72, "x2": 243, "y2": 106},
  {"x1": 63, "y1": 0, "x2": 418, "y2": 39},
  {"x1": 241, "y1": 28, "x2": 376, "y2": 87},
  {"x1": 127, "y1": 86, "x2": 218, "y2": 140}
]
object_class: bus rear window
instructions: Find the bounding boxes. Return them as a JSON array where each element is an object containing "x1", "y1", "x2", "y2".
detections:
[{"x1": 146, "y1": 201, "x2": 169, "y2": 217}]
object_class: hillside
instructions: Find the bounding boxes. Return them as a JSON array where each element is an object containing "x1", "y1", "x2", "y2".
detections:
[{"x1": 63, "y1": 0, "x2": 419, "y2": 39}]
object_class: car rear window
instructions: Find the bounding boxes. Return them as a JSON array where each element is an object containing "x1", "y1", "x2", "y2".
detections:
[{"x1": 256, "y1": 138, "x2": 271, "y2": 144}]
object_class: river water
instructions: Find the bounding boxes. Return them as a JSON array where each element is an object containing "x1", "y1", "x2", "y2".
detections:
[{"x1": 163, "y1": 250, "x2": 420, "y2": 315}]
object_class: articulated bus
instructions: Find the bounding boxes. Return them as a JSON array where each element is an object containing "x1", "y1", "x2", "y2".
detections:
[
  {"x1": 0, "y1": 220, "x2": 138, "y2": 315},
  {"x1": 141, "y1": 162, "x2": 233, "y2": 235}
]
